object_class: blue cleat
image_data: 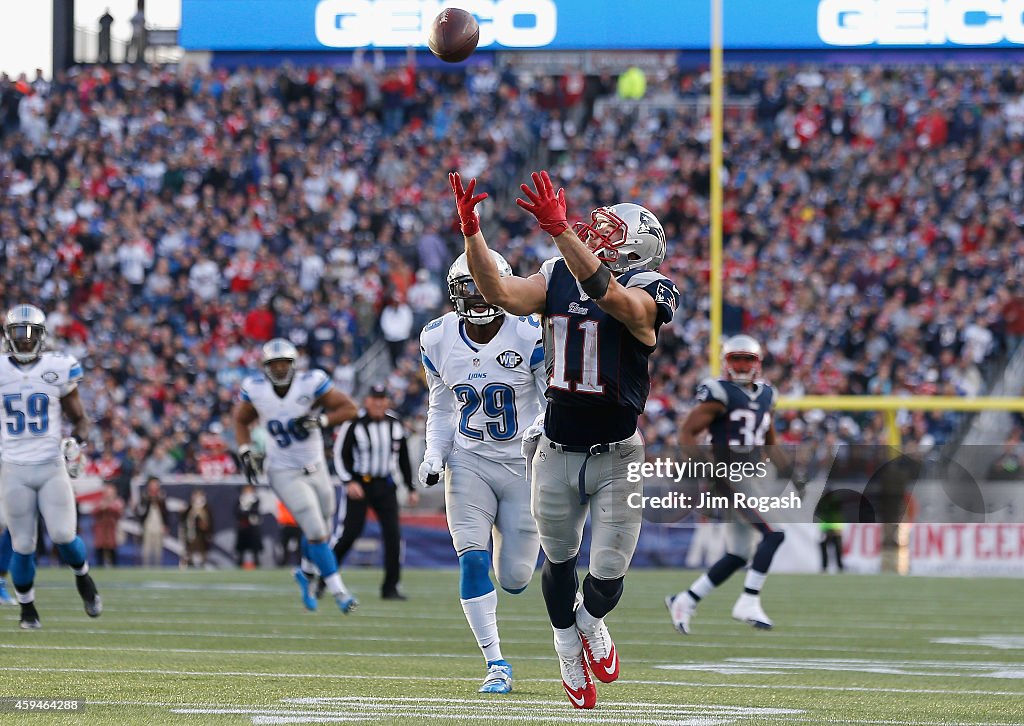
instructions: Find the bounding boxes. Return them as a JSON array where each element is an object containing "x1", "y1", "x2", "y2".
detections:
[
  {"x1": 0, "y1": 579, "x2": 15, "y2": 606},
  {"x1": 335, "y1": 593, "x2": 359, "y2": 614},
  {"x1": 293, "y1": 568, "x2": 318, "y2": 611},
  {"x1": 479, "y1": 661, "x2": 513, "y2": 694}
]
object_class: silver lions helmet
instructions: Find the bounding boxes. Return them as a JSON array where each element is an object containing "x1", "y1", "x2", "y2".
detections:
[
  {"x1": 722, "y1": 334, "x2": 763, "y2": 385},
  {"x1": 447, "y1": 250, "x2": 512, "y2": 326},
  {"x1": 4, "y1": 304, "x2": 47, "y2": 363},
  {"x1": 262, "y1": 338, "x2": 299, "y2": 386},
  {"x1": 573, "y1": 202, "x2": 667, "y2": 274}
]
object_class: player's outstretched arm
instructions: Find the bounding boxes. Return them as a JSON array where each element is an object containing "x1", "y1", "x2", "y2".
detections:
[
  {"x1": 450, "y1": 171, "x2": 546, "y2": 315},
  {"x1": 517, "y1": 170, "x2": 659, "y2": 344}
]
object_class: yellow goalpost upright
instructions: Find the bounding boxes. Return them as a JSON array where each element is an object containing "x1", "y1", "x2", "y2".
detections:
[{"x1": 705, "y1": 0, "x2": 1024, "y2": 571}]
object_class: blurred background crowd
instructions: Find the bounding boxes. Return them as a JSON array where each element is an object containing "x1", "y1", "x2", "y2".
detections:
[{"x1": 2, "y1": 58, "x2": 1023, "y2": 489}]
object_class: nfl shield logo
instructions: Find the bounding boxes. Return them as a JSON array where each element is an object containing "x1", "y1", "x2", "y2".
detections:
[{"x1": 472, "y1": 358, "x2": 481, "y2": 368}]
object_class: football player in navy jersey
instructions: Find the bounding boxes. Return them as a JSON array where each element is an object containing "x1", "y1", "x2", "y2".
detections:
[
  {"x1": 449, "y1": 170, "x2": 679, "y2": 709},
  {"x1": 666, "y1": 334, "x2": 790, "y2": 633}
]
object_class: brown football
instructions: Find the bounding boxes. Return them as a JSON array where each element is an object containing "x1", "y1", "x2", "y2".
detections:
[{"x1": 427, "y1": 8, "x2": 480, "y2": 63}]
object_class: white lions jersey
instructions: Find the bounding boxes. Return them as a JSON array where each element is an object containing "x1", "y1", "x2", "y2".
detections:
[
  {"x1": 420, "y1": 313, "x2": 547, "y2": 463},
  {"x1": 0, "y1": 352, "x2": 83, "y2": 465},
  {"x1": 240, "y1": 369, "x2": 333, "y2": 471}
]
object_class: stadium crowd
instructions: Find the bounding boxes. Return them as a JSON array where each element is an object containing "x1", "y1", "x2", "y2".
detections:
[{"x1": 1, "y1": 58, "x2": 1023, "y2": 481}]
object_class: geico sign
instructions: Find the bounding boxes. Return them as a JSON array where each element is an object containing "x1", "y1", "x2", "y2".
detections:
[
  {"x1": 315, "y1": 0, "x2": 557, "y2": 48},
  {"x1": 818, "y1": 0, "x2": 1024, "y2": 45}
]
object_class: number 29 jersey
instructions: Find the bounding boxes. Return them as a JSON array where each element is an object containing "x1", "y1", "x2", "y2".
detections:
[
  {"x1": 0, "y1": 352, "x2": 82, "y2": 465},
  {"x1": 420, "y1": 312, "x2": 546, "y2": 463},
  {"x1": 240, "y1": 370, "x2": 333, "y2": 471}
]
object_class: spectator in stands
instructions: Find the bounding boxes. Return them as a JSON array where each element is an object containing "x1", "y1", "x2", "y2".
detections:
[
  {"x1": 380, "y1": 295, "x2": 414, "y2": 367},
  {"x1": 183, "y1": 488, "x2": 214, "y2": 569},
  {"x1": 234, "y1": 484, "x2": 263, "y2": 569},
  {"x1": 93, "y1": 483, "x2": 125, "y2": 566},
  {"x1": 136, "y1": 477, "x2": 168, "y2": 567}
]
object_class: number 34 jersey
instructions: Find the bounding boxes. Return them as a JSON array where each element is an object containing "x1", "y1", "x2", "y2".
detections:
[
  {"x1": 696, "y1": 378, "x2": 777, "y2": 455},
  {"x1": 240, "y1": 370, "x2": 332, "y2": 471},
  {"x1": 0, "y1": 352, "x2": 82, "y2": 465},
  {"x1": 420, "y1": 312, "x2": 547, "y2": 464}
]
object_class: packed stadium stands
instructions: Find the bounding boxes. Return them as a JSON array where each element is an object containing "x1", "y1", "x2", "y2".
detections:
[{"x1": 1, "y1": 60, "x2": 1022, "y2": 479}]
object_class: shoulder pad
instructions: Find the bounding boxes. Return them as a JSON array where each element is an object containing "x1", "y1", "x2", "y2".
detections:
[
  {"x1": 420, "y1": 314, "x2": 452, "y2": 346},
  {"x1": 695, "y1": 378, "x2": 729, "y2": 406}
]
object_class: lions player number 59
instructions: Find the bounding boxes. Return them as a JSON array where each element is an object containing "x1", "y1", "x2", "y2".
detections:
[
  {"x1": 3, "y1": 392, "x2": 50, "y2": 434},
  {"x1": 452, "y1": 383, "x2": 518, "y2": 442}
]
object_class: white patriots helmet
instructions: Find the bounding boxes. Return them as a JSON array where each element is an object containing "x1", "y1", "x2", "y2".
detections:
[
  {"x1": 447, "y1": 250, "x2": 512, "y2": 326},
  {"x1": 722, "y1": 334, "x2": 763, "y2": 385},
  {"x1": 573, "y1": 202, "x2": 667, "y2": 274},
  {"x1": 262, "y1": 338, "x2": 299, "y2": 386},
  {"x1": 4, "y1": 304, "x2": 47, "y2": 363}
]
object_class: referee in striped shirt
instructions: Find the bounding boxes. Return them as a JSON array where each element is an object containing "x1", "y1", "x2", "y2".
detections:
[{"x1": 333, "y1": 384, "x2": 418, "y2": 600}]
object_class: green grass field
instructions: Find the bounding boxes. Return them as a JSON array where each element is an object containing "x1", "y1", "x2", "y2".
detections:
[{"x1": 0, "y1": 567, "x2": 1021, "y2": 725}]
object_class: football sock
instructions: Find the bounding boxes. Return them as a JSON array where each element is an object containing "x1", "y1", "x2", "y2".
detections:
[
  {"x1": 743, "y1": 569, "x2": 768, "y2": 596},
  {"x1": 707, "y1": 552, "x2": 748, "y2": 586},
  {"x1": 0, "y1": 529, "x2": 12, "y2": 574},
  {"x1": 750, "y1": 531, "x2": 785, "y2": 574},
  {"x1": 459, "y1": 550, "x2": 495, "y2": 599},
  {"x1": 462, "y1": 590, "x2": 502, "y2": 663},
  {"x1": 57, "y1": 537, "x2": 87, "y2": 569},
  {"x1": 11, "y1": 552, "x2": 35, "y2": 590},
  {"x1": 323, "y1": 573, "x2": 350, "y2": 597},
  {"x1": 306, "y1": 541, "x2": 338, "y2": 578},
  {"x1": 15, "y1": 586, "x2": 35, "y2": 605},
  {"x1": 553, "y1": 624, "x2": 583, "y2": 657},
  {"x1": 581, "y1": 573, "x2": 623, "y2": 619},
  {"x1": 541, "y1": 555, "x2": 579, "y2": 629},
  {"x1": 687, "y1": 573, "x2": 714, "y2": 602}
]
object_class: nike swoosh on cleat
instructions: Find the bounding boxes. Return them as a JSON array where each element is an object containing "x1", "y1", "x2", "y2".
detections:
[
  {"x1": 602, "y1": 651, "x2": 618, "y2": 677},
  {"x1": 566, "y1": 689, "x2": 586, "y2": 707}
]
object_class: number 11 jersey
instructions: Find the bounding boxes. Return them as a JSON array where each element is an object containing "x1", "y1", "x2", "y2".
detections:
[{"x1": 539, "y1": 257, "x2": 679, "y2": 446}]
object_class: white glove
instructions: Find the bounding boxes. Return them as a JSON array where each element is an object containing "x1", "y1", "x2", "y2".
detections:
[
  {"x1": 521, "y1": 412, "x2": 545, "y2": 462},
  {"x1": 418, "y1": 455, "x2": 444, "y2": 487},
  {"x1": 61, "y1": 437, "x2": 86, "y2": 479}
]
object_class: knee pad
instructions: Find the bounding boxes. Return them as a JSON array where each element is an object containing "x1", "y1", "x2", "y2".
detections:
[
  {"x1": 459, "y1": 550, "x2": 494, "y2": 600},
  {"x1": 497, "y1": 559, "x2": 533, "y2": 595},
  {"x1": 588, "y1": 544, "x2": 630, "y2": 581}
]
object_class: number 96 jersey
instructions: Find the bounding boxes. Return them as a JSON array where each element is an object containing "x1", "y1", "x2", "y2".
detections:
[
  {"x1": 420, "y1": 313, "x2": 547, "y2": 464},
  {"x1": 0, "y1": 352, "x2": 82, "y2": 465},
  {"x1": 239, "y1": 369, "x2": 333, "y2": 471}
]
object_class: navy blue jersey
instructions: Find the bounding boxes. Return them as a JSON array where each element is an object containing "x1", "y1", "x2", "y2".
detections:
[
  {"x1": 540, "y1": 257, "x2": 679, "y2": 446},
  {"x1": 696, "y1": 378, "x2": 776, "y2": 460}
]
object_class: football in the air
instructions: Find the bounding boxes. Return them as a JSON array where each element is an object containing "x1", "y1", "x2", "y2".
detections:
[{"x1": 427, "y1": 8, "x2": 480, "y2": 63}]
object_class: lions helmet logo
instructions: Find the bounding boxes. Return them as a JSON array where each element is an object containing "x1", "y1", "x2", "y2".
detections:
[{"x1": 496, "y1": 350, "x2": 523, "y2": 369}]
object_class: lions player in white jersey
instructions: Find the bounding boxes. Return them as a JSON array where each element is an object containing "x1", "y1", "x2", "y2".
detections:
[
  {"x1": 233, "y1": 339, "x2": 360, "y2": 613},
  {"x1": 0, "y1": 305, "x2": 101, "y2": 629},
  {"x1": 419, "y1": 251, "x2": 546, "y2": 694}
]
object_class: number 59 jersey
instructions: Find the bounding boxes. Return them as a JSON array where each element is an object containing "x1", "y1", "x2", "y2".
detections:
[
  {"x1": 0, "y1": 352, "x2": 83, "y2": 465},
  {"x1": 420, "y1": 313, "x2": 546, "y2": 464},
  {"x1": 240, "y1": 369, "x2": 333, "y2": 471}
]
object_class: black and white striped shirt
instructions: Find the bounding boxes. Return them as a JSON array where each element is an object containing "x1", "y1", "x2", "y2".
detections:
[{"x1": 334, "y1": 411, "x2": 414, "y2": 490}]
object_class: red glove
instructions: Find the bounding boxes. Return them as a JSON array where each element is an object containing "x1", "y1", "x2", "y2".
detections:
[
  {"x1": 516, "y1": 170, "x2": 569, "y2": 237},
  {"x1": 449, "y1": 172, "x2": 488, "y2": 237}
]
